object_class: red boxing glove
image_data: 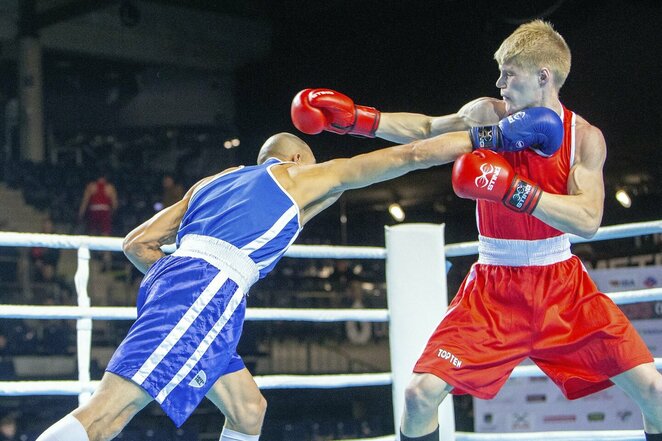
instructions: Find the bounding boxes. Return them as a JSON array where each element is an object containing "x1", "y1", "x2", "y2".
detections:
[
  {"x1": 452, "y1": 149, "x2": 543, "y2": 214},
  {"x1": 291, "y1": 88, "x2": 381, "y2": 137}
]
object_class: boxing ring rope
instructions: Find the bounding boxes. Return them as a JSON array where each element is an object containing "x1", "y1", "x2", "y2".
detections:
[
  {"x1": 0, "y1": 219, "x2": 660, "y2": 441},
  {"x1": 340, "y1": 431, "x2": 647, "y2": 441}
]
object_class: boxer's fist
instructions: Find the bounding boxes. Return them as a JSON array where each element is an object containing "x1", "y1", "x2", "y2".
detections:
[
  {"x1": 452, "y1": 149, "x2": 542, "y2": 214},
  {"x1": 469, "y1": 107, "x2": 563, "y2": 157},
  {"x1": 291, "y1": 88, "x2": 381, "y2": 137}
]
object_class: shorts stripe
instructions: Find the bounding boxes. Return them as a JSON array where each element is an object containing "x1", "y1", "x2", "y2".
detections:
[
  {"x1": 155, "y1": 281, "x2": 246, "y2": 404},
  {"x1": 131, "y1": 271, "x2": 229, "y2": 386}
]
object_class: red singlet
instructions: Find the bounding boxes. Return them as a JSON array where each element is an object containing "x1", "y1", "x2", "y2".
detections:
[{"x1": 86, "y1": 179, "x2": 113, "y2": 235}]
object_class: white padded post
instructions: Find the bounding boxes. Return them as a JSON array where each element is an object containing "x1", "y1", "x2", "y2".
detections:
[
  {"x1": 74, "y1": 246, "x2": 93, "y2": 404},
  {"x1": 385, "y1": 223, "x2": 454, "y2": 441}
]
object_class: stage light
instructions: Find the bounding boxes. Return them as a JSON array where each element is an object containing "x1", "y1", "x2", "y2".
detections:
[
  {"x1": 224, "y1": 138, "x2": 241, "y2": 149},
  {"x1": 388, "y1": 203, "x2": 405, "y2": 222},
  {"x1": 615, "y1": 189, "x2": 632, "y2": 208}
]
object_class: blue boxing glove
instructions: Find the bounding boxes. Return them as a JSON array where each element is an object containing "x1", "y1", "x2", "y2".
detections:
[{"x1": 469, "y1": 107, "x2": 563, "y2": 157}]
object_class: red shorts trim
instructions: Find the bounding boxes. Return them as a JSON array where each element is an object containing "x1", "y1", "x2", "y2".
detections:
[{"x1": 414, "y1": 256, "x2": 653, "y2": 400}]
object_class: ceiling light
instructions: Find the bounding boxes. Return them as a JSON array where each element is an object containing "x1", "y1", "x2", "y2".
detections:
[
  {"x1": 388, "y1": 203, "x2": 405, "y2": 222},
  {"x1": 615, "y1": 189, "x2": 631, "y2": 208}
]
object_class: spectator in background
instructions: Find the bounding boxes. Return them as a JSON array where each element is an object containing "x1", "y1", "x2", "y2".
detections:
[
  {"x1": 30, "y1": 217, "x2": 60, "y2": 283},
  {"x1": 161, "y1": 173, "x2": 185, "y2": 209},
  {"x1": 344, "y1": 278, "x2": 372, "y2": 345},
  {"x1": 78, "y1": 172, "x2": 118, "y2": 270},
  {"x1": 0, "y1": 331, "x2": 8, "y2": 356},
  {"x1": 78, "y1": 172, "x2": 118, "y2": 237},
  {"x1": 0, "y1": 412, "x2": 19, "y2": 441}
]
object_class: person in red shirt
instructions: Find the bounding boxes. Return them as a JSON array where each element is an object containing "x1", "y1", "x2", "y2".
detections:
[
  {"x1": 78, "y1": 174, "x2": 118, "y2": 237},
  {"x1": 291, "y1": 20, "x2": 662, "y2": 441},
  {"x1": 78, "y1": 173, "x2": 119, "y2": 270}
]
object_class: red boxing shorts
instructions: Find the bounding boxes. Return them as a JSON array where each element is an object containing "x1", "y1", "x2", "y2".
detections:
[
  {"x1": 414, "y1": 235, "x2": 653, "y2": 400},
  {"x1": 86, "y1": 209, "x2": 112, "y2": 236}
]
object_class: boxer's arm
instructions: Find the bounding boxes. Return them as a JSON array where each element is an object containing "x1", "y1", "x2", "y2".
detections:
[
  {"x1": 122, "y1": 196, "x2": 190, "y2": 273},
  {"x1": 122, "y1": 167, "x2": 240, "y2": 273},
  {"x1": 531, "y1": 125, "x2": 606, "y2": 238},
  {"x1": 300, "y1": 191, "x2": 343, "y2": 225},
  {"x1": 376, "y1": 97, "x2": 503, "y2": 143},
  {"x1": 287, "y1": 131, "x2": 471, "y2": 210}
]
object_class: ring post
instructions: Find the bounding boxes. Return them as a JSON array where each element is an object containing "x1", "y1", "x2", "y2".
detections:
[
  {"x1": 385, "y1": 223, "x2": 454, "y2": 440},
  {"x1": 74, "y1": 245, "x2": 93, "y2": 404}
]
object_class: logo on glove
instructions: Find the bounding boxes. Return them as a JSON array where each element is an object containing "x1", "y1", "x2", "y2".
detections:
[
  {"x1": 475, "y1": 163, "x2": 502, "y2": 191},
  {"x1": 508, "y1": 181, "x2": 533, "y2": 209},
  {"x1": 310, "y1": 90, "x2": 334, "y2": 99},
  {"x1": 476, "y1": 128, "x2": 494, "y2": 148},
  {"x1": 506, "y1": 111, "x2": 525, "y2": 123}
]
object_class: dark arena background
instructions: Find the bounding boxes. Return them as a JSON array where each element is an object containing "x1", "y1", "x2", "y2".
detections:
[{"x1": 0, "y1": 1, "x2": 660, "y2": 440}]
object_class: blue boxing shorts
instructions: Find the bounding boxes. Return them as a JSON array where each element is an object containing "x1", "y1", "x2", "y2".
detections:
[{"x1": 107, "y1": 235, "x2": 260, "y2": 427}]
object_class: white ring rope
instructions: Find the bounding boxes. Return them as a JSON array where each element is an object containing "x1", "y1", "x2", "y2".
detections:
[
  {"x1": 0, "y1": 232, "x2": 387, "y2": 259},
  {"x1": 0, "y1": 219, "x2": 659, "y2": 441},
  {"x1": 3, "y1": 287, "x2": 661, "y2": 321},
  {"x1": 454, "y1": 431, "x2": 645, "y2": 441},
  {"x1": 339, "y1": 432, "x2": 646, "y2": 441},
  {"x1": 609, "y1": 288, "x2": 662, "y2": 305},
  {"x1": 285, "y1": 244, "x2": 386, "y2": 259},
  {"x1": 3, "y1": 219, "x2": 659, "y2": 258},
  {"x1": 0, "y1": 305, "x2": 390, "y2": 322},
  {"x1": 338, "y1": 437, "x2": 395, "y2": 441},
  {"x1": 0, "y1": 232, "x2": 122, "y2": 251},
  {"x1": 254, "y1": 373, "x2": 392, "y2": 389},
  {"x1": 0, "y1": 373, "x2": 393, "y2": 396}
]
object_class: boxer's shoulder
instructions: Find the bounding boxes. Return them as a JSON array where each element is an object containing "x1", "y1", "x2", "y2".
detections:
[{"x1": 458, "y1": 97, "x2": 507, "y2": 126}]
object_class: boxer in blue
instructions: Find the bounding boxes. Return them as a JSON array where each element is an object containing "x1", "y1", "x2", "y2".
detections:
[{"x1": 37, "y1": 117, "x2": 561, "y2": 440}]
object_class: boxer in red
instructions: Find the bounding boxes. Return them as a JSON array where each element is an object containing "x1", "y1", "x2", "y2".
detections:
[{"x1": 291, "y1": 19, "x2": 662, "y2": 441}]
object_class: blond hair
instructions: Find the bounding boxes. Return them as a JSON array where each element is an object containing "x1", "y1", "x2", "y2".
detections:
[{"x1": 494, "y1": 20, "x2": 571, "y2": 89}]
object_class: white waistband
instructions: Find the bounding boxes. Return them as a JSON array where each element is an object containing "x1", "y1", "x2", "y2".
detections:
[
  {"x1": 88, "y1": 204, "x2": 111, "y2": 211},
  {"x1": 477, "y1": 235, "x2": 572, "y2": 266},
  {"x1": 173, "y1": 234, "x2": 260, "y2": 289}
]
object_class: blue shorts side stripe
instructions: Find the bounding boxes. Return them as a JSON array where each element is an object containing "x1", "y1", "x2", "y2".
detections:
[
  {"x1": 106, "y1": 255, "x2": 249, "y2": 427},
  {"x1": 155, "y1": 280, "x2": 246, "y2": 404},
  {"x1": 131, "y1": 271, "x2": 230, "y2": 386}
]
